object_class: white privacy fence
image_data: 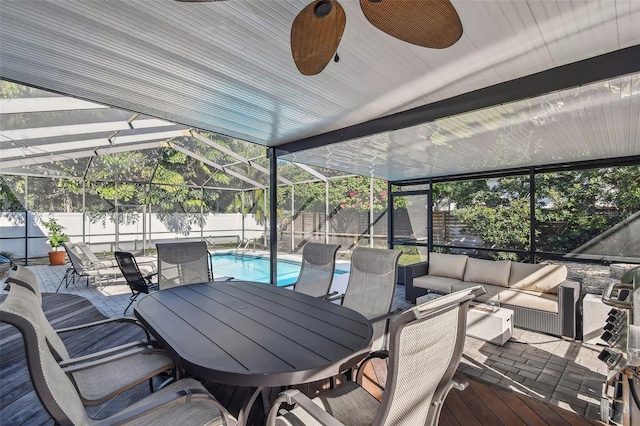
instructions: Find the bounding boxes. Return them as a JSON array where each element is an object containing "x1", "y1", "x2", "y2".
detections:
[{"x1": 0, "y1": 212, "x2": 264, "y2": 258}]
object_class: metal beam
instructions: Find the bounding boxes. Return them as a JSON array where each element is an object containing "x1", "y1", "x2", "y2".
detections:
[
  {"x1": 190, "y1": 130, "x2": 293, "y2": 185},
  {"x1": 0, "y1": 97, "x2": 109, "y2": 114},
  {"x1": 0, "y1": 119, "x2": 179, "y2": 142},
  {"x1": 1, "y1": 130, "x2": 184, "y2": 160},
  {"x1": 167, "y1": 142, "x2": 266, "y2": 189},
  {"x1": 276, "y1": 46, "x2": 640, "y2": 156},
  {"x1": 292, "y1": 162, "x2": 327, "y2": 182}
]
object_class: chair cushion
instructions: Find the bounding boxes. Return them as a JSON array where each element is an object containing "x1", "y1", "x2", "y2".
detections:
[
  {"x1": 509, "y1": 264, "x2": 567, "y2": 294},
  {"x1": 463, "y1": 258, "x2": 511, "y2": 287},
  {"x1": 413, "y1": 275, "x2": 462, "y2": 293},
  {"x1": 428, "y1": 253, "x2": 467, "y2": 280},
  {"x1": 497, "y1": 288, "x2": 559, "y2": 313},
  {"x1": 508, "y1": 262, "x2": 546, "y2": 286}
]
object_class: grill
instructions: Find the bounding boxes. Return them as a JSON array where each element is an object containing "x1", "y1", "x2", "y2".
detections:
[{"x1": 599, "y1": 267, "x2": 640, "y2": 425}]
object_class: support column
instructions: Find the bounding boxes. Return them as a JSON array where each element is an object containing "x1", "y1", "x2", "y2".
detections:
[
  {"x1": 82, "y1": 180, "x2": 86, "y2": 243},
  {"x1": 325, "y1": 180, "x2": 329, "y2": 244},
  {"x1": 269, "y1": 148, "x2": 278, "y2": 285},
  {"x1": 369, "y1": 178, "x2": 374, "y2": 247},
  {"x1": 387, "y1": 181, "x2": 393, "y2": 249},
  {"x1": 241, "y1": 190, "x2": 245, "y2": 242},
  {"x1": 291, "y1": 185, "x2": 295, "y2": 252},
  {"x1": 428, "y1": 179, "x2": 434, "y2": 254},
  {"x1": 530, "y1": 168, "x2": 536, "y2": 263},
  {"x1": 24, "y1": 176, "x2": 29, "y2": 265}
]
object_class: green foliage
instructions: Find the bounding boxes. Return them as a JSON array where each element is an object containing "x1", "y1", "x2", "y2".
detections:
[
  {"x1": 437, "y1": 166, "x2": 640, "y2": 256},
  {"x1": 41, "y1": 218, "x2": 69, "y2": 251}
]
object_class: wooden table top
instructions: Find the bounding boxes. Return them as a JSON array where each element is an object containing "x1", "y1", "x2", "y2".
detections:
[{"x1": 134, "y1": 281, "x2": 373, "y2": 387}]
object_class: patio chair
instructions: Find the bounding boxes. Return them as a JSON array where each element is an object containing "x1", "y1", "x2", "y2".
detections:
[
  {"x1": 0, "y1": 283, "x2": 236, "y2": 425},
  {"x1": 331, "y1": 246, "x2": 402, "y2": 351},
  {"x1": 283, "y1": 242, "x2": 341, "y2": 298},
  {"x1": 6, "y1": 264, "x2": 166, "y2": 361},
  {"x1": 58, "y1": 242, "x2": 122, "y2": 290},
  {"x1": 267, "y1": 286, "x2": 486, "y2": 426},
  {"x1": 156, "y1": 241, "x2": 211, "y2": 289},
  {"x1": 115, "y1": 251, "x2": 158, "y2": 315},
  {"x1": 1, "y1": 283, "x2": 178, "y2": 406},
  {"x1": 4, "y1": 264, "x2": 40, "y2": 299}
]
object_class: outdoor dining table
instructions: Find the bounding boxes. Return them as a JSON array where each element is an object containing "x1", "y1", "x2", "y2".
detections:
[{"x1": 134, "y1": 280, "x2": 373, "y2": 425}]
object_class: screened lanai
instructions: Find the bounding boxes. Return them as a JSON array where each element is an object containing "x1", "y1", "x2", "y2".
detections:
[
  {"x1": 0, "y1": 82, "x2": 393, "y2": 265},
  {"x1": 0, "y1": 1, "x2": 638, "y2": 282}
]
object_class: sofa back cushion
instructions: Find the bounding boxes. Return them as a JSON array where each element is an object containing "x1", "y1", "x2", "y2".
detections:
[
  {"x1": 428, "y1": 253, "x2": 467, "y2": 280},
  {"x1": 463, "y1": 258, "x2": 511, "y2": 287},
  {"x1": 509, "y1": 263, "x2": 567, "y2": 294}
]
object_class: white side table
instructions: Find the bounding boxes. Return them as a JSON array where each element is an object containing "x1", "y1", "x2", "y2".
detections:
[
  {"x1": 417, "y1": 294, "x2": 514, "y2": 346},
  {"x1": 466, "y1": 305, "x2": 514, "y2": 346}
]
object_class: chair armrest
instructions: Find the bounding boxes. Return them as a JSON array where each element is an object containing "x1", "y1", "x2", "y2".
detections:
[
  {"x1": 55, "y1": 316, "x2": 152, "y2": 341},
  {"x1": 558, "y1": 279, "x2": 582, "y2": 339},
  {"x1": 325, "y1": 293, "x2": 344, "y2": 302},
  {"x1": 317, "y1": 290, "x2": 339, "y2": 299},
  {"x1": 355, "y1": 350, "x2": 389, "y2": 384},
  {"x1": 267, "y1": 389, "x2": 346, "y2": 426},
  {"x1": 94, "y1": 389, "x2": 233, "y2": 426},
  {"x1": 60, "y1": 345, "x2": 166, "y2": 372},
  {"x1": 369, "y1": 308, "x2": 403, "y2": 325},
  {"x1": 57, "y1": 340, "x2": 150, "y2": 366}
]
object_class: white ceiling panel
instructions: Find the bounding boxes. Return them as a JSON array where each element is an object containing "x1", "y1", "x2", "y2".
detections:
[
  {"x1": 1, "y1": 0, "x2": 638, "y2": 153},
  {"x1": 282, "y1": 73, "x2": 640, "y2": 181}
]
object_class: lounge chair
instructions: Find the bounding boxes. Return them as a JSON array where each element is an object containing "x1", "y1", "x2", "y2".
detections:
[
  {"x1": 156, "y1": 241, "x2": 211, "y2": 289},
  {"x1": 75, "y1": 242, "x2": 158, "y2": 271},
  {"x1": 0, "y1": 283, "x2": 236, "y2": 425},
  {"x1": 267, "y1": 286, "x2": 486, "y2": 426},
  {"x1": 58, "y1": 242, "x2": 122, "y2": 290},
  {"x1": 1, "y1": 283, "x2": 178, "y2": 406},
  {"x1": 331, "y1": 246, "x2": 402, "y2": 351},
  {"x1": 283, "y1": 242, "x2": 341, "y2": 297},
  {"x1": 115, "y1": 251, "x2": 158, "y2": 315}
]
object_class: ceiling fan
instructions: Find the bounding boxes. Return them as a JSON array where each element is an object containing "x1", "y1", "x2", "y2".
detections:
[{"x1": 177, "y1": 0, "x2": 463, "y2": 76}]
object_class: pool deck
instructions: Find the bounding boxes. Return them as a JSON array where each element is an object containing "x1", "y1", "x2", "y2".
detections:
[{"x1": 3, "y1": 252, "x2": 608, "y2": 422}]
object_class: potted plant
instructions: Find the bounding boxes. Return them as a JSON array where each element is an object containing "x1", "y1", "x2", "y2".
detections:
[{"x1": 41, "y1": 218, "x2": 69, "y2": 265}]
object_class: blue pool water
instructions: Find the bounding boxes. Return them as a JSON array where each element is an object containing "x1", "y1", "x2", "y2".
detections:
[{"x1": 211, "y1": 253, "x2": 346, "y2": 286}]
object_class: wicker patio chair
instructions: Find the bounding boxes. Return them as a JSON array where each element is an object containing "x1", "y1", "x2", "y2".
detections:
[
  {"x1": 58, "y1": 242, "x2": 122, "y2": 290},
  {"x1": 283, "y1": 242, "x2": 341, "y2": 297},
  {"x1": 1, "y1": 283, "x2": 176, "y2": 406},
  {"x1": 267, "y1": 285, "x2": 486, "y2": 426},
  {"x1": 331, "y1": 247, "x2": 402, "y2": 351},
  {"x1": 156, "y1": 241, "x2": 211, "y2": 289},
  {"x1": 115, "y1": 251, "x2": 158, "y2": 315},
  {"x1": 0, "y1": 284, "x2": 236, "y2": 425}
]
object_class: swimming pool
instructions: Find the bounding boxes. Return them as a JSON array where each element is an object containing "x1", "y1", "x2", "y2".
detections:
[{"x1": 211, "y1": 253, "x2": 347, "y2": 286}]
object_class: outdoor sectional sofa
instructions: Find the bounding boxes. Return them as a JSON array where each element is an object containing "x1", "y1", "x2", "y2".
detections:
[{"x1": 404, "y1": 253, "x2": 582, "y2": 339}]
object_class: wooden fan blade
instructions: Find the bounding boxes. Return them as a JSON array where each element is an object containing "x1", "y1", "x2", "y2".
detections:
[
  {"x1": 291, "y1": 0, "x2": 346, "y2": 76},
  {"x1": 360, "y1": 0, "x2": 462, "y2": 49}
]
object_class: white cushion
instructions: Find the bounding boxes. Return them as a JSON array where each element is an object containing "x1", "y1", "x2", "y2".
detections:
[
  {"x1": 428, "y1": 253, "x2": 467, "y2": 280},
  {"x1": 509, "y1": 264, "x2": 567, "y2": 294},
  {"x1": 413, "y1": 275, "x2": 462, "y2": 293},
  {"x1": 463, "y1": 258, "x2": 511, "y2": 287},
  {"x1": 508, "y1": 262, "x2": 546, "y2": 286}
]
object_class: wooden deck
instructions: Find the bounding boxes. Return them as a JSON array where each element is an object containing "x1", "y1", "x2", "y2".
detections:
[{"x1": 0, "y1": 293, "x2": 601, "y2": 425}]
